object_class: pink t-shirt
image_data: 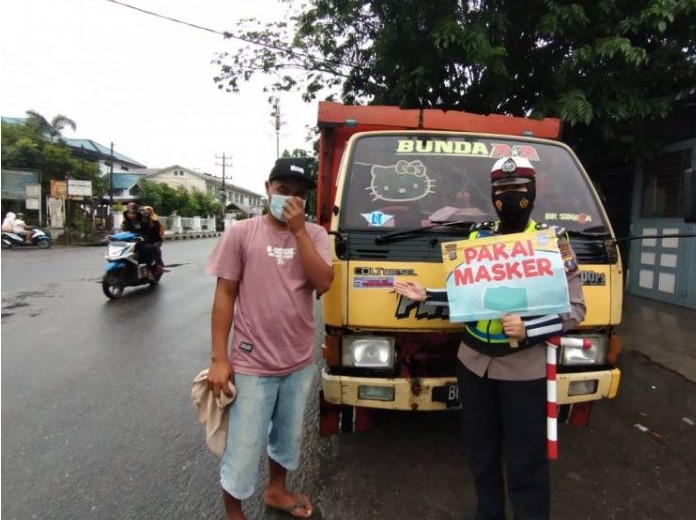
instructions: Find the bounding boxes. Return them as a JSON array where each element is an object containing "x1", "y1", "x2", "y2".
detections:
[{"x1": 206, "y1": 216, "x2": 331, "y2": 376}]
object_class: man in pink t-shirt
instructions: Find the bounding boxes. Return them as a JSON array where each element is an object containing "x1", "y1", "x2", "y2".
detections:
[{"x1": 207, "y1": 158, "x2": 333, "y2": 520}]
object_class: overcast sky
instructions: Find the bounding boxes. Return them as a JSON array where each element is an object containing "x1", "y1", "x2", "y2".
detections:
[{"x1": 1, "y1": 0, "x2": 318, "y2": 195}]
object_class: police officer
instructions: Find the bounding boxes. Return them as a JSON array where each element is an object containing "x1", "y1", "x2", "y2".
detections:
[{"x1": 393, "y1": 156, "x2": 586, "y2": 520}]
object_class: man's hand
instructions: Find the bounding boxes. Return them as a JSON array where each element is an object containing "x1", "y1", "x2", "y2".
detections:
[
  {"x1": 283, "y1": 196, "x2": 307, "y2": 235},
  {"x1": 393, "y1": 280, "x2": 427, "y2": 302},
  {"x1": 207, "y1": 359, "x2": 234, "y2": 399},
  {"x1": 501, "y1": 314, "x2": 527, "y2": 340}
]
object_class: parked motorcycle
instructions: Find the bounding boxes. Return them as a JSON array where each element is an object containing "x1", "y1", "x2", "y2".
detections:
[
  {"x1": 102, "y1": 231, "x2": 163, "y2": 299},
  {"x1": 1, "y1": 228, "x2": 52, "y2": 249}
]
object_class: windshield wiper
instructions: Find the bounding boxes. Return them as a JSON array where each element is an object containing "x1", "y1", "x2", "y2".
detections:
[
  {"x1": 375, "y1": 220, "x2": 475, "y2": 245},
  {"x1": 567, "y1": 227, "x2": 611, "y2": 239}
]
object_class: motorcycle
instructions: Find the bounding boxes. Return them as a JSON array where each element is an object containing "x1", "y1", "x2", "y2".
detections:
[
  {"x1": 102, "y1": 231, "x2": 164, "y2": 299},
  {"x1": 1, "y1": 228, "x2": 52, "y2": 249}
]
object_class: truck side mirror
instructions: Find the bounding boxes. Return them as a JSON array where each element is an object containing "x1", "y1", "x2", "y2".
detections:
[{"x1": 685, "y1": 168, "x2": 696, "y2": 224}]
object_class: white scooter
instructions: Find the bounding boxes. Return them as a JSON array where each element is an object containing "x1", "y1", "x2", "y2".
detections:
[{"x1": 1, "y1": 228, "x2": 52, "y2": 249}]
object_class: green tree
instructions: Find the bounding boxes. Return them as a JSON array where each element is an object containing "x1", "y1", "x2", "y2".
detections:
[
  {"x1": 215, "y1": 0, "x2": 696, "y2": 170},
  {"x1": 1, "y1": 118, "x2": 100, "y2": 191},
  {"x1": 135, "y1": 180, "x2": 221, "y2": 217},
  {"x1": 25, "y1": 110, "x2": 77, "y2": 143}
]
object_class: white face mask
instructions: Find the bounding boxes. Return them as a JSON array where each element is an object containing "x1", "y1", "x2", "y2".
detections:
[
  {"x1": 270, "y1": 194, "x2": 305, "y2": 222},
  {"x1": 270, "y1": 194, "x2": 291, "y2": 222}
]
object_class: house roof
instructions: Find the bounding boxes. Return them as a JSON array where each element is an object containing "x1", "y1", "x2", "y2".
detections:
[
  {"x1": 63, "y1": 138, "x2": 146, "y2": 168},
  {"x1": 111, "y1": 172, "x2": 145, "y2": 190},
  {"x1": 1, "y1": 117, "x2": 147, "y2": 168},
  {"x1": 145, "y1": 165, "x2": 264, "y2": 197}
]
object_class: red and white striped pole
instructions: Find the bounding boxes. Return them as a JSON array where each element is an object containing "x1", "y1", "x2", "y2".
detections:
[{"x1": 545, "y1": 337, "x2": 591, "y2": 460}]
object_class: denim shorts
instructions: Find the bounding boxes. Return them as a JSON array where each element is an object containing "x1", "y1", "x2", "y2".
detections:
[{"x1": 220, "y1": 363, "x2": 315, "y2": 499}]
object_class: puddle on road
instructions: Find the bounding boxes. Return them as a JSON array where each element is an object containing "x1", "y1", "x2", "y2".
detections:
[{"x1": 2, "y1": 291, "x2": 53, "y2": 320}]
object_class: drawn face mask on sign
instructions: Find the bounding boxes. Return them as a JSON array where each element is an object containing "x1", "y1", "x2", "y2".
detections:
[{"x1": 481, "y1": 285, "x2": 529, "y2": 312}]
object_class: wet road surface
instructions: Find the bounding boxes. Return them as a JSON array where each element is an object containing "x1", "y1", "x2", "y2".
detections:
[{"x1": 2, "y1": 240, "x2": 695, "y2": 519}]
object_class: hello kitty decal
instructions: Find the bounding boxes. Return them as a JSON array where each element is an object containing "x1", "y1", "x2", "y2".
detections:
[{"x1": 366, "y1": 160, "x2": 436, "y2": 202}]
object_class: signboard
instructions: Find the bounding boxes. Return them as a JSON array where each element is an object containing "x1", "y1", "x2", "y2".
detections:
[
  {"x1": 67, "y1": 179, "x2": 92, "y2": 197},
  {"x1": 51, "y1": 180, "x2": 68, "y2": 199},
  {"x1": 1, "y1": 169, "x2": 40, "y2": 200},
  {"x1": 441, "y1": 229, "x2": 570, "y2": 322},
  {"x1": 25, "y1": 183, "x2": 42, "y2": 210},
  {"x1": 47, "y1": 197, "x2": 65, "y2": 228},
  {"x1": 26, "y1": 184, "x2": 42, "y2": 198}
]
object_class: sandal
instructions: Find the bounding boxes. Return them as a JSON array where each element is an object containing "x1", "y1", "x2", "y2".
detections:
[{"x1": 265, "y1": 494, "x2": 313, "y2": 518}]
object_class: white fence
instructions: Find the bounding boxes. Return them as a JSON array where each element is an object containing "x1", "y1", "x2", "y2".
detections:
[{"x1": 112, "y1": 213, "x2": 219, "y2": 234}]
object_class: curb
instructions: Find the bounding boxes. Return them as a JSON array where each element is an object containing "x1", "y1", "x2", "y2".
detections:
[
  {"x1": 163, "y1": 232, "x2": 222, "y2": 241},
  {"x1": 73, "y1": 232, "x2": 222, "y2": 247}
]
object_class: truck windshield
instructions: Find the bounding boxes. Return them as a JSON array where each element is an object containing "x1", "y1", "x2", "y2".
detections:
[{"x1": 339, "y1": 133, "x2": 609, "y2": 234}]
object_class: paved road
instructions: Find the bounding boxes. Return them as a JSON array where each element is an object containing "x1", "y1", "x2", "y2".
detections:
[{"x1": 2, "y1": 240, "x2": 695, "y2": 519}]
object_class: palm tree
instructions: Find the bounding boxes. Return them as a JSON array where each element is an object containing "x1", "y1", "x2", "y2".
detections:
[{"x1": 25, "y1": 110, "x2": 77, "y2": 143}]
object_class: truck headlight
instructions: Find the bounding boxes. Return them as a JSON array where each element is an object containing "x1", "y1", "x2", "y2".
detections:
[
  {"x1": 560, "y1": 334, "x2": 608, "y2": 365},
  {"x1": 342, "y1": 336, "x2": 395, "y2": 369}
]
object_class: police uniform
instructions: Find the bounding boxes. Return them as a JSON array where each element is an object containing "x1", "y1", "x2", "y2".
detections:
[
  {"x1": 460, "y1": 220, "x2": 584, "y2": 520},
  {"x1": 424, "y1": 223, "x2": 585, "y2": 520}
]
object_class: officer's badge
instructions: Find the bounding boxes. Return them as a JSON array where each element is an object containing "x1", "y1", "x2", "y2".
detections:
[
  {"x1": 501, "y1": 158, "x2": 517, "y2": 172},
  {"x1": 519, "y1": 198, "x2": 529, "y2": 209}
]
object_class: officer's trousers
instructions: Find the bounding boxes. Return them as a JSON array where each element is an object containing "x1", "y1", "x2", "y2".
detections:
[{"x1": 457, "y1": 362, "x2": 549, "y2": 520}]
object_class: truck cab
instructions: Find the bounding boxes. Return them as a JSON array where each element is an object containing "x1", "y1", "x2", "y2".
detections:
[{"x1": 317, "y1": 102, "x2": 622, "y2": 433}]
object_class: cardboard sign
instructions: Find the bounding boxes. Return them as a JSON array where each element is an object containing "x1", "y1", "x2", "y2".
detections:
[{"x1": 441, "y1": 229, "x2": 570, "y2": 322}]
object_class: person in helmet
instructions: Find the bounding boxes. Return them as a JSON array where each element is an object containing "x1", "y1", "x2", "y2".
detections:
[
  {"x1": 393, "y1": 156, "x2": 586, "y2": 520},
  {"x1": 12, "y1": 213, "x2": 34, "y2": 244},
  {"x1": 121, "y1": 201, "x2": 143, "y2": 233}
]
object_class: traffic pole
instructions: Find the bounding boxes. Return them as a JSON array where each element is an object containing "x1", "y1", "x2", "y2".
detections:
[{"x1": 545, "y1": 337, "x2": 592, "y2": 460}]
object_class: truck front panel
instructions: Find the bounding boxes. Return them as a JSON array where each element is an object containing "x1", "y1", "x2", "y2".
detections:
[{"x1": 321, "y1": 131, "x2": 622, "y2": 415}]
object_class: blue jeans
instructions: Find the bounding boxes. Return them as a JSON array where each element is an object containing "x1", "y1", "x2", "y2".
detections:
[{"x1": 220, "y1": 364, "x2": 315, "y2": 499}]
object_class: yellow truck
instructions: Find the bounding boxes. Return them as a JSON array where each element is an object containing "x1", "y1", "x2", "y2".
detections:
[{"x1": 316, "y1": 101, "x2": 622, "y2": 434}]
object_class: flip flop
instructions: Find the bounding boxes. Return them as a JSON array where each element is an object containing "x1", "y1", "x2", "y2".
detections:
[{"x1": 265, "y1": 494, "x2": 313, "y2": 518}]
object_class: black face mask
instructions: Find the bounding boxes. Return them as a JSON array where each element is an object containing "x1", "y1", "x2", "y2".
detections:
[{"x1": 492, "y1": 186, "x2": 535, "y2": 233}]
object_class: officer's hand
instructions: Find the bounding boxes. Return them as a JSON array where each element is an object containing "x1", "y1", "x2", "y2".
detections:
[
  {"x1": 284, "y1": 197, "x2": 307, "y2": 235},
  {"x1": 393, "y1": 280, "x2": 427, "y2": 302},
  {"x1": 207, "y1": 359, "x2": 234, "y2": 399},
  {"x1": 501, "y1": 314, "x2": 527, "y2": 340}
]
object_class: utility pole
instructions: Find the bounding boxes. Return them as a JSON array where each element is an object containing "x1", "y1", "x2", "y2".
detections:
[
  {"x1": 108, "y1": 142, "x2": 114, "y2": 231},
  {"x1": 109, "y1": 142, "x2": 114, "y2": 207},
  {"x1": 272, "y1": 98, "x2": 284, "y2": 158},
  {"x1": 215, "y1": 152, "x2": 233, "y2": 219}
]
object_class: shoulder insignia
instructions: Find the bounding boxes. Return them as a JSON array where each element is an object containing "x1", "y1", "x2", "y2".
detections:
[{"x1": 556, "y1": 232, "x2": 577, "y2": 272}]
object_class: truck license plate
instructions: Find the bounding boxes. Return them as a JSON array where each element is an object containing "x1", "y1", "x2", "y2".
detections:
[{"x1": 432, "y1": 383, "x2": 460, "y2": 407}]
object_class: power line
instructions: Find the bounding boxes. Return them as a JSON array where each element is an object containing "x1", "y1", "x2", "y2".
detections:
[
  {"x1": 102, "y1": 0, "x2": 345, "y2": 71},
  {"x1": 104, "y1": 0, "x2": 225, "y2": 36}
]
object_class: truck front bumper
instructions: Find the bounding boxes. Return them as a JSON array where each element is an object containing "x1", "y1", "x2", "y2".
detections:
[{"x1": 321, "y1": 367, "x2": 621, "y2": 411}]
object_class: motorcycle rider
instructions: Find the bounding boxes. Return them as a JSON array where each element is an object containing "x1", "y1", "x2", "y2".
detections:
[
  {"x1": 2, "y1": 212, "x2": 16, "y2": 233},
  {"x1": 121, "y1": 202, "x2": 143, "y2": 233},
  {"x1": 139, "y1": 205, "x2": 164, "y2": 279},
  {"x1": 13, "y1": 213, "x2": 33, "y2": 244},
  {"x1": 119, "y1": 202, "x2": 156, "y2": 280}
]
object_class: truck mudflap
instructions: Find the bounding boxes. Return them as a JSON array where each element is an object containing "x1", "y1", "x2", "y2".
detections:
[{"x1": 321, "y1": 367, "x2": 621, "y2": 411}]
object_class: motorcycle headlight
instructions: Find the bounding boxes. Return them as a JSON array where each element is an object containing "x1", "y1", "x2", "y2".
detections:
[
  {"x1": 342, "y1": 336, "x2": 395, "y2": 369},
  {"x1": 560, "y1": 334, "x2": 609, "y2": 365}
]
